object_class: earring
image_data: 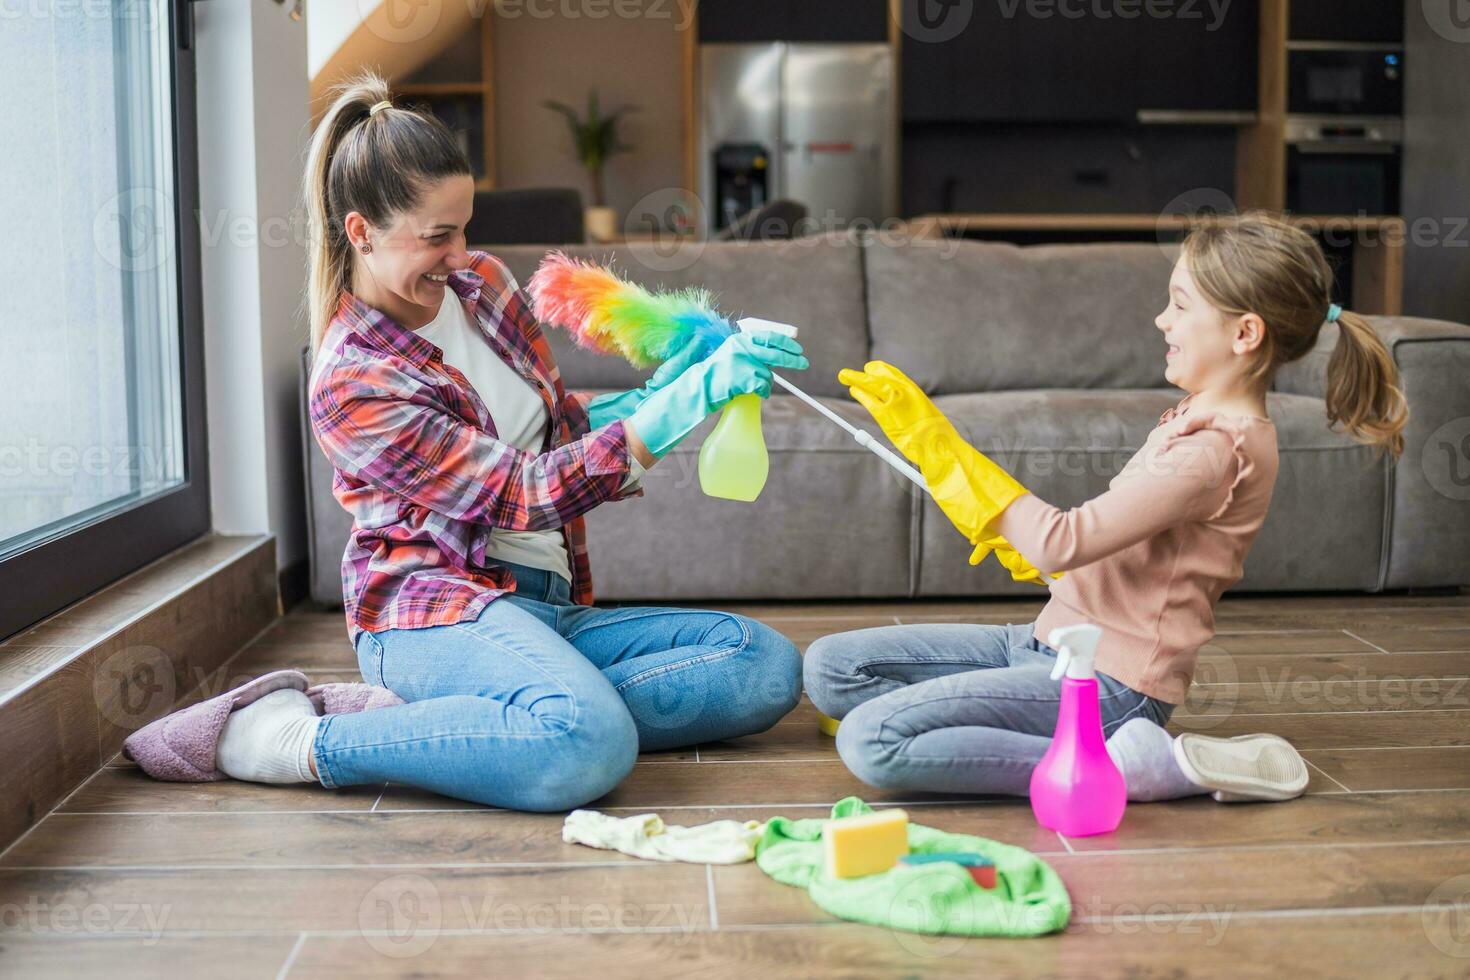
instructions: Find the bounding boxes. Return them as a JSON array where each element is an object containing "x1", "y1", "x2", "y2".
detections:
[{"x1": 359, "y1": 243, "x2": 372, "y2": 254}]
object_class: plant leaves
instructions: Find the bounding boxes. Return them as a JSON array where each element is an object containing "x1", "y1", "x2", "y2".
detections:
[{"x1": 541, "y1": 92, "x2": 641, "y2": 170}]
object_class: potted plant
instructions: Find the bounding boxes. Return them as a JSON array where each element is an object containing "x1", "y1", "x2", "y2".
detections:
[{"x1": 543, "y1": 90, "x2": 639, "y2": 243}]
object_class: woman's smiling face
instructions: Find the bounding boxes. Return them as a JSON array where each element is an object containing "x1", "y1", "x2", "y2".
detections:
[{"x1": 345, "y1": 173, "x2": 475, "y2": 327}]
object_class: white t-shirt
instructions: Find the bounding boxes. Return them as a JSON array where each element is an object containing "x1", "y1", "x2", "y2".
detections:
[{"x1": 415, "y1": 289, "x2": 643, "y2": 583}]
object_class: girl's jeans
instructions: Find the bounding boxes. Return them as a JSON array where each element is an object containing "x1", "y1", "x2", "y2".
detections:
[
  {"x1": 312, "y1": 562, "x2": 802, "y2": 811},
  {"x1": 803, "y1": 621, "x2": 1176, "y2": 796}
]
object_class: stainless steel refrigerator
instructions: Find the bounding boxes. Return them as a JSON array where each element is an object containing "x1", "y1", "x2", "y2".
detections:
[{"x1": 699, "y1": 43, "x2": 896, "y2": 237}]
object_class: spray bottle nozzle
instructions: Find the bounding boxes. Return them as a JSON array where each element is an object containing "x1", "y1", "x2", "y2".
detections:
[
  {"x1": 736, "y1": 316, "x2": 800, "y2": 339},
  {"x1": 1047, "y1": 623, "x2": 1103, "y2": 681}
]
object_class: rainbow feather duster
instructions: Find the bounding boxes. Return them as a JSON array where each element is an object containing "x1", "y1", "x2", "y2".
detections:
[{"x1": 528, "y1": 251, "x2": 734, "y2": 369}]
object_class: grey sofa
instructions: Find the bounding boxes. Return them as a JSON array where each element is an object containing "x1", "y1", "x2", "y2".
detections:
[{"x1": 302, "y1": 233, "x2": 1470, "y2": 605}]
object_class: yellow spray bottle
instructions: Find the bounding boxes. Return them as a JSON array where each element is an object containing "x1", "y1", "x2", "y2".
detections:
[{"x1": 698, "y1": 318, "x2": 799, "y2": 502}]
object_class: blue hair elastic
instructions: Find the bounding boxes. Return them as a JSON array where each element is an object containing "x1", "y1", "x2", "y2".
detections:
[{"x1": 1326, "y1": 302, "x2": 1342, "y2": 323}]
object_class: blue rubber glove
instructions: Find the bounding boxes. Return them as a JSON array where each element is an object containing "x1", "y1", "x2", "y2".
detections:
[
  {"x1": 625, "y1": 331, "x2": 809, "y2": 459},
  {"x1": 587, "y1": 335, "x2": 719, "y2": 429}
]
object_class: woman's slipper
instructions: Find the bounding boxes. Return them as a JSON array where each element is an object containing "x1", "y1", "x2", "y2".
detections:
[
  {"x1": 1172, "y1": 732, "x2": 1310, "y2": 802},
  {"x1": 121, "y1": 669, "x2": 310, "y2": 782},
  {"x1": 305, "y1": 682, "x2": 405, "y2": 714}
]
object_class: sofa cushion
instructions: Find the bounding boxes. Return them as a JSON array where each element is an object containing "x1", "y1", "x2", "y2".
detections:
[
  {"x1": 1274, "y1": 316, "x2": 1470, "y2": 589},
  {"x1": 915, "y1": 389, "x2": 1389, "y2": 596},
  {"x1": 301, "y1": 346, "x2": 355, "y2": 608},
  {"x1": 490, "y1": 234, "x2": 870, "y2": 397},
  {"x1": 865, "y1": 239, "x2": 1179, "y2": 395}
]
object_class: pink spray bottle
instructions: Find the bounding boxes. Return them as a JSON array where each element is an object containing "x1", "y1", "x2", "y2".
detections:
[{"x1": 1029, "y1": 623, "x2": 1128, "y2": 837}]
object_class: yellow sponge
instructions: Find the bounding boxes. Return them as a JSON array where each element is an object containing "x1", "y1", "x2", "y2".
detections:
[
  {"x1": 823, "y1": 808, "x2": 910, "y2": 878},
  {"x1": 816, "y1": 712, "x2": 840, "y2": 737}
]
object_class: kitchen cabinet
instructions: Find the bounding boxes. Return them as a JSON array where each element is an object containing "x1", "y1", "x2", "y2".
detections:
[
  {"x1": 903, "y1": 0, "x2": 1257, "y2": 123},
  {"x1": 697, "y1": 0, "x2": 889, "y2": 44}
]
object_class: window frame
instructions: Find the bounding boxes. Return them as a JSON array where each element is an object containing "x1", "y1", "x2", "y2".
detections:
[{"x1": 0, "y1": 0, "x2": 211, "y2": 642}]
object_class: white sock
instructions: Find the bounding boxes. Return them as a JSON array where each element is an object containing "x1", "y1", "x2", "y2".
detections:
[
  {"x1": 216, "y1": 689, "x2": 321, "y2": 784},
  {"x1": 1105, "y1": 717, "x2": 1208, "y2": 802}
]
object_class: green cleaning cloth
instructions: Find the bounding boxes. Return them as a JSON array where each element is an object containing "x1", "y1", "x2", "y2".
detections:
[{"x1": 755, "y1": 797, "x2": 1071, "y2": 937}]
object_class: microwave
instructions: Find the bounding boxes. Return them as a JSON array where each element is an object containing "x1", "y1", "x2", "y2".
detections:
[{"x1": 1288, "y1": 47, "x2": 1403, "y2": 117}]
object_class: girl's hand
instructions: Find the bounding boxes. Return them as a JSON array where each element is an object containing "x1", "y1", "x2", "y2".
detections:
[
  {"x1": 970, "y1": 531, "x2": 1062, "y2": 586},
  {"x1": 842, "y1": 360, "x2": 1038, "y2": 574},
  {"x1": 838, "y1": 360, "x2": 957, "y2": 462}
]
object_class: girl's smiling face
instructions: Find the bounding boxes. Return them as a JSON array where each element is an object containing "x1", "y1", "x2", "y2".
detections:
[
  {"x1": 345, "y1": 174, "x2": 475, "y2": 328},
  {"x1": 1155, "y1": 257, "x2": 1263, "y2": 394}
]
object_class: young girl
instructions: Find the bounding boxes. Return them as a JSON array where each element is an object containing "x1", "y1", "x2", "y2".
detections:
[
  {"x1": 810, "y1": 212, "x2": 1408, "y2": 803},
  {"x1": 155, "y1": 75, "x2": 810, "y2": 811}
]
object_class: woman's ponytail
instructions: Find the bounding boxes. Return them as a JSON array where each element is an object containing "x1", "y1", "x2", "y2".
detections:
[
  {"x1": 1325, "y1": 309, "x2": 1409, "y2": 459},
  {"x1": 302, "y1": 74, "x2": 387, "y2": 353},
  {"x1": 300, "y1": 70, "x2": 471, "y2": 353}
]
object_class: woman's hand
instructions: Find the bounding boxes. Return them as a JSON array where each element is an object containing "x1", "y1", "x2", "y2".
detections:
[
  {"x1": 625, "y1": 423, "x2": 657, "y2": 469},
  {"x1": 624, "y1": 330, "x2": 808, "y2": 460},
  {"x1": 702, "y1": 330, "x2": 810, "y2": 404},
  {"x1": 645, "y1": 334, "x2": 719, "y2": 393}
]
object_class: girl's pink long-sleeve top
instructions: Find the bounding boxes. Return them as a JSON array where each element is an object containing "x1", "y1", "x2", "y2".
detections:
[{"x1": 995, "y1": 395, "x2": 1280, "y2": 704}]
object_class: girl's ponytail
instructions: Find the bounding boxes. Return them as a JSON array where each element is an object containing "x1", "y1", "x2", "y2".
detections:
[
  {"x1": 1181, "y1": 211, "x2": 1409, "y2": 461},
  {"x1": 1325, "y1": 309, "x2": 1409, "y2": 459},
  {"x1": 300, "y1": 70, "x2": 471, "y2": 353}
]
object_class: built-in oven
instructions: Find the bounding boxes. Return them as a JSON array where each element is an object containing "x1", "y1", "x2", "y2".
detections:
[
  {"x1": 1285, "y1": 117, "x2": 1401, "y2": 215},
  {"x1": 1288, "y1": 45, "x2": 1403, "y2": 117}
]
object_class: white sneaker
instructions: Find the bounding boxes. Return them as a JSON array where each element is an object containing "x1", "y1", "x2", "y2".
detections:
[{"x1": 1172, "y1": 732, "x2": 1309, "y2": 802}]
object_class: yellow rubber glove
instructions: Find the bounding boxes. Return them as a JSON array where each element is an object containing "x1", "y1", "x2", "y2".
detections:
[
  {"x1": 838, "y1": 361, "x2": 1060, "y2": 585},
  {"x1": 971, "y1": 534, "x2": 1052, "y2": 586}
]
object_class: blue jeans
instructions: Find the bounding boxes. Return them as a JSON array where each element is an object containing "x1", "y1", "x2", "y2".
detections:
[
  {"x1": 312, "y1": 562, "x2": 802, "y2": 811},
  {"x1": 804, "y1": 621, "x2": 1175, "y2": 797}
]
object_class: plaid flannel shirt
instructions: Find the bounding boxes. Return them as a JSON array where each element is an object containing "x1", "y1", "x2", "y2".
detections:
[{"x1": 308, "y1": 251, "x2": 640, "y2": 646}]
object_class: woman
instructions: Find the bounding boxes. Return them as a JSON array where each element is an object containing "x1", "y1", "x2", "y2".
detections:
[{"x1": 133, "y1": 73, "x2": 808, "y2": 812}]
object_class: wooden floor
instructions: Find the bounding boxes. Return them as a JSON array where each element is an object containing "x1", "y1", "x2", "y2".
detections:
[{"x1": 3, "y1": 592, "x2": 1470, "y2": 977}]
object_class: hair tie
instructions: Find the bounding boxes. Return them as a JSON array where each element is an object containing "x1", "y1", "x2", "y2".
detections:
[
  {"x1": 1326, "y1": 302, "x2": 1343, "y2": 323},
  {"x1": 369, "y1": 99, "x2": 392, "y2": 117}
]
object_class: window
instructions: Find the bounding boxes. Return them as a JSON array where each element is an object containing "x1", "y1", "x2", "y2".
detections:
[{"x1": 0, "y1": 0, "x2": 209, "y2": 641}]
